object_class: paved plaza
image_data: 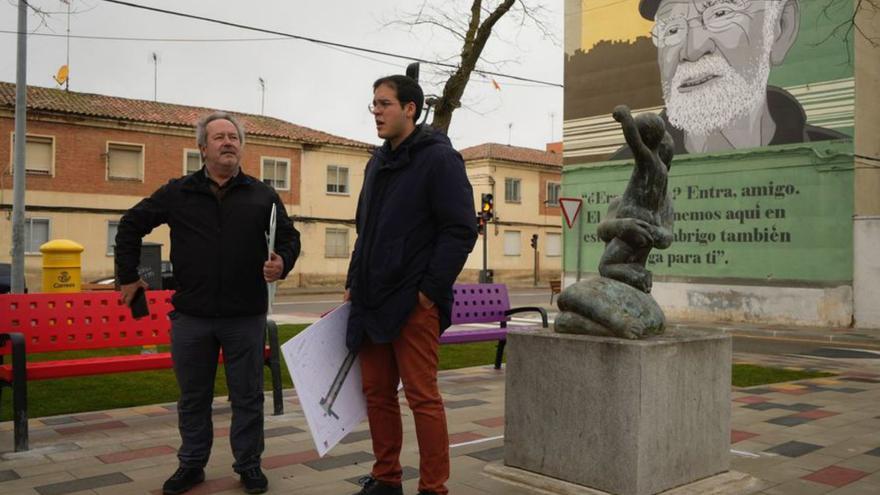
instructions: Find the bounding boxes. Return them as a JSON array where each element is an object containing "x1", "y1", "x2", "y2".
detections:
[{"x1": 2, "y1": 337, "x2": 880, "y2": 495}]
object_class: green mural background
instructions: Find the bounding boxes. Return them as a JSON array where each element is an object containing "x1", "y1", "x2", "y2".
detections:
[
  {"x1": 562, "y1": 141, "x2": 854, "y2": 283},
  {"x1": 769, "y1": 0, "x2": 855, "y2": 88}
]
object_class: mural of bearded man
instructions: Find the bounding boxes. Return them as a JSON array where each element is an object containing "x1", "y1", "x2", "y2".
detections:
[{"x1": 612, "y1": 0, "x2": 847, "y2": 159}]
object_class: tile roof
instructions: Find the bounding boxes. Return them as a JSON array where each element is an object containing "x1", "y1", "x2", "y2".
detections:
[
  {"x1": 0, "y1": 82, "x2": 371, "y2": 149},
  {"x1": 460, "y1": 142, "x2": 562, "y2": 168}
]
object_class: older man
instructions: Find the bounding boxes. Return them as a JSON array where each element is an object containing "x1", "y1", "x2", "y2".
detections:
[
  {"x1": 613, "y1": 0, "x2": 846, "y2": 158},
  {"x1": 115, "y1": 112, "x2": 300, "y2": 495}
]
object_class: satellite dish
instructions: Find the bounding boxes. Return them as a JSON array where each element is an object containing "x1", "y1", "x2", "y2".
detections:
[{"x1": 53, "y1": 65, "x2": 69, "y2": 86}]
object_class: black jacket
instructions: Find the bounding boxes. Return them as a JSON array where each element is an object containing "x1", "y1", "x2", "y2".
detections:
[
  {"x1": 116, "y1": 168, "x2": 300, "y2": 317},
  {"x1": 609, "y1": 86, "x2": 850, "y2": 160},
  {"x1": 345, "y1": 125, "x2": 478, "y2": 351}
]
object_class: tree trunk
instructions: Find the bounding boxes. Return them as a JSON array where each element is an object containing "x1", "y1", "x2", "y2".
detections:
[{"x1": 430, "y1": 0, "x2": 516, "y2": 133}]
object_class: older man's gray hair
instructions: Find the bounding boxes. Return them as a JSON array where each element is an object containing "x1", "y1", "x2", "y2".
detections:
[{"x1": 196, "y1": 111, "x2": 246, "y2": 148}]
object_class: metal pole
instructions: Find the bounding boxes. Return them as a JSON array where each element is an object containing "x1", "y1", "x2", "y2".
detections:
[
  {"x1": 11, "y1": 0, "x2": 28, "y2": 294},
  {"x1": 152, "y1": 52, "x2": 158, "y2": 101},
  {"x1": 65, "y1": 0, "x2": 70, "y2": 91},
  {"x1": 533, "y1": 244, "x2": 538, "y2": 287},
  {"x1": 576, "y1": 210, "x2": 583, "y2": 282},
  {"x1": 480, "y1": 221, "x2": 488, "y2": 283}
]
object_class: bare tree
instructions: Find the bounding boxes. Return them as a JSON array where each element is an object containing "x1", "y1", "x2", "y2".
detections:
[
  {"x1": 386, "y1": 0, "x2": 557, "y2": 134},
  {"x1": 819, "y1": 0, "x2": 879, "y2": 49}
]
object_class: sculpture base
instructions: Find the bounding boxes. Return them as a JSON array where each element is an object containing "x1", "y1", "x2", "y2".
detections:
[
  {"x1": 484, "y1": 463, "x2": 763, "y2": 495},
  {"x1": 505, "y1": 328, "x2": 731, "y2": 495}
]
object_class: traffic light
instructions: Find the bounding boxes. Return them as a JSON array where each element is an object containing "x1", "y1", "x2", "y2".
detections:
[
  {"x1": 530, "y1": 234, "x2": 538, "y2": 249},
  {"x1": 480, "y1": 193, "x2": 494, "y2": 220},
  {"x1": 476, "y1": 215, "x2": 485, "y2": 236}
]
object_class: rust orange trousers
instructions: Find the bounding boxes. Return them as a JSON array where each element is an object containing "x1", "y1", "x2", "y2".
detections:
[{"x1": 359, "y1": 303, "x2": 449, "y2": 495}]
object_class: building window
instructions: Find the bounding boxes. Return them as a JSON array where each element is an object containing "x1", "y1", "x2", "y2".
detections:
[
  {"x1": 107, "y1": 142, "x2": 144, "y2": 180},
  {"x1": 505, "y1": 178, "x2": 521, "y2": 203},
  {"x1": 325, "y1": 228, "x2": 349, "y2": 258},
  {"x1": 504, "y1": 230, "x2": 521, "y2": 256},
  {"x1": 183, "y1": 149, "x2": 201, "y2": 175},
  {"x1": 10, "y1": 134, "x2": 54, "y2": 175},
  {"x1": 24, "y1": 218, "x2": 50, "y2": 254},
  {"x1": 262, "y1": 157, "x2": 290, "y2": 190},
  {"x1": 547, "y1": 182, "x2": 561, "y2": 207},
  {"x1": 546, "y1": 232, "x2": 561, "y2": 257},
  {"x1": 107, "y1": 220, "x2": 120, "y2": 256},
  {"x1": 327, "y1": 165, "x2": 349, "y2": 194}
]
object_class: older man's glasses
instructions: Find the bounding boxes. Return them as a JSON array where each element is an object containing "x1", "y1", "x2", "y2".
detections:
[
  {"x1": 651, "y1": 0, "x2": 776, "y2": 48},
  {"x1": 367, "y1": 99, "x2": 398, "y2": 114}
]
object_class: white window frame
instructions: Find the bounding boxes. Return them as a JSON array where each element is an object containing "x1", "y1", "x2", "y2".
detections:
[
  {"x1": 261, "y1": 156, "x2": 291, "y2": 191},
  {"x1": 9, "y1": 133, "x2": 56, "y2": 176},
  {"x1": 107, "y1": 220, "x2": 120, "y2": 256},
  {"x1": 505, "y1": 177, "x2": 521, "y2": 203},
  {"x1": 546, "y1": 181, "x2": 561, "y2": 207},
  {"x1": 183, "y1": 148, "x2": 202, "y2": 175},
  {"x1": 504, "y1": 230, "x2": 521, "y2": 257},
  {"x1": 546, "y1": 232, "x2": 562, "y2": 257},
  {"x1": 326, "y1": 165, "x2": 350, "y2": 195},
  {"x1": 24, "y1": 217, "x2": 51, "y2": 255},
  {"x1": 106, "y1": 141, "x2": 145, "y2": 181},
  {"x1": 325, "y1": 227, "x2": 350, "y2": 258}
]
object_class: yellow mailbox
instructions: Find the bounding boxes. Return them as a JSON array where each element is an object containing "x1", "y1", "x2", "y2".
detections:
[{"x1": 40, "y1": 239, "x2": 84, "y2": 293}]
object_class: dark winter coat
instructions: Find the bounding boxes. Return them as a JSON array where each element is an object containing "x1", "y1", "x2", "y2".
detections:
[
  {"x1": 345, "y1": 125, "x2": 478, "y2": 351},
  {"x1": 115, "y1": 168, "x2": 300, "y2": 317}
]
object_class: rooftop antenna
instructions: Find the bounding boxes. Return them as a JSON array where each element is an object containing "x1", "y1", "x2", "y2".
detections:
[
  {"x1": 259, "y1": 77, "x2": 266, "y2": 115},
  {"x1": 150, "y1": 52, "x2": 160, "y2": 101},
  {"x1": 508, "y1": 122, "x2": 513, "y2": 146},
  {"x1": 550, "y1": 112, "x2": 556, "y2": 142},
  {"x1": 63, "y1": 0, "x2": 70, "y2": 90},
  {"x1": 53, "y1": 0, "x2": 72, "y2": 90}
]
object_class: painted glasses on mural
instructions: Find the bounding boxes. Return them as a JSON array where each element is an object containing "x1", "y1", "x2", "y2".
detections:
[{"x1": 565, "y1": 0, "x2": 851, "y2": 160}]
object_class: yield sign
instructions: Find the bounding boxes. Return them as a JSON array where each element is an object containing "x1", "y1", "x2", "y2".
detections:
[{"x1": 559, "y1": 197, "x2": 583, "y2": 229}]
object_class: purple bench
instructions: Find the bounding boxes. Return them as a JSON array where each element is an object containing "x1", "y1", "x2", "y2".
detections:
[{"x1": 440, "y1": 283, "x2": 548, "y2": 369}]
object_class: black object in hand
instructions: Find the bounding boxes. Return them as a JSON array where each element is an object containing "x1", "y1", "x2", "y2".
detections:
[{"x1": 130, "y1": 287, "x2": 150, "y2": 319}]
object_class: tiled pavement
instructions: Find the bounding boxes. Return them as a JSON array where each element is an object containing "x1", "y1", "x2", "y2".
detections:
[{"x1": 2, "y1": 351, "x2": 880, "y2": 494}]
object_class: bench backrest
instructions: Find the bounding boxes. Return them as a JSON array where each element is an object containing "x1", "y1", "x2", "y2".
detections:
[
  {"x1": 451, "y1": 284, "x2": 511, "y2": 324},
  {"x1": 0, "y1": 290, "x2": 175, "y2": 355}
]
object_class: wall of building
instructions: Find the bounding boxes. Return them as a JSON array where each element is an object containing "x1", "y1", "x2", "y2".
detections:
[
  {"x1": 562, "y1": 0, "x2": 874, "y2": 328},
  {"x1": 0, "y1": 113, "x2": 310, "y2": 291},
  {"x1": 852, "y1": 4, "x2": 880, "y2": 327},
  {"x1": 289, "y1": 146, "x2": 370, "y2": 287},
  {"x1": 0, "y1": 114, "x2": 303, "y2": 206},
  {"x1": 464, "y1": 160, "x2": 563, "y2": 285}
]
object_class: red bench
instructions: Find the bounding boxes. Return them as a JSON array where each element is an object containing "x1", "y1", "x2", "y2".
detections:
[
  {"x1": 0, "y1": 290, "x2": 284, "y2": 452},
  {"x1": 441, "y1": 283, "x2": 548, "y2": 369}
]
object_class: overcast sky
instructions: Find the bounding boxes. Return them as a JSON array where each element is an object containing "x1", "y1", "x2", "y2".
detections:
[{"x1": 0, "y1": 0, "x2": 562, "y2": 151}]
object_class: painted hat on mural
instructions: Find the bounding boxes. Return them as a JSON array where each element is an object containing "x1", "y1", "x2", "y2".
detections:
[{"x1": 638, "y1": 0, "x2": 662, "y2": 20}]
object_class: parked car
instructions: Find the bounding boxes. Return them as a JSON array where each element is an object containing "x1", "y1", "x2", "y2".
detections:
[
  {"x1": 0, "y1": 263, "x2": 26, "y2": 294},
  {"x1": 90, "y1": 260, "x2": 176, "y2": 290}
]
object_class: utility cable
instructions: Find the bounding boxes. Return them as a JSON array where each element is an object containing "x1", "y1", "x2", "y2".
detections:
[{"x1": 97, "y1": 0, "x2": 563, "y2": 88}]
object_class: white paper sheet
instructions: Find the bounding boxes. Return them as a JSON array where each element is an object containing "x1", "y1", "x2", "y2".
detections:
[{"x1": 280, "y1": 302, "x2": 366, "y2": 457}]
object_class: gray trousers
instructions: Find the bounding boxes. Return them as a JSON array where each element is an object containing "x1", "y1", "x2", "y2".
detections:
[{"x1": 170, "y1": 311, "x2": 267, "y2": 473}]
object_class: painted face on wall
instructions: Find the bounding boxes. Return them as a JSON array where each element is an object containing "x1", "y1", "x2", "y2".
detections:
[{"x1": 652, "y1": 0, "x2": 792, "y2": 135}]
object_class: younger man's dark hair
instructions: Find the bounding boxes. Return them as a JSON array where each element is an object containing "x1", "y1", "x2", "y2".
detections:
[{"x1": 373, "y1": 75, "x2": 424, "y2": 124}]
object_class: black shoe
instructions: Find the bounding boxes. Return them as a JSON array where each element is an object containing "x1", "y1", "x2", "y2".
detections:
[
  {"x1": 417, "y1": 492, "x2": 439, "y2": 495},
  {"x1": 352, "y1": 475, "x2": 403, "y2": 495},
  {"x1": 239, "y1": 467, "x2": 268, "y2": 494},
  {"x1": 162, "y1": 467, "x2": 205, "y2": 495}
]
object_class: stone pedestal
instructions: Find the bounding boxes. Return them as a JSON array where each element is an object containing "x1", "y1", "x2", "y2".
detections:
[{"x1": 504, "y1": 328, "x2": 731, "y2": 495}]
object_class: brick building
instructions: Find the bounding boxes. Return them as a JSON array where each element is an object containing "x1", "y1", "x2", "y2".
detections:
[{"x1": 0, "y1": 82, "x2": 370, "y2": 289}]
